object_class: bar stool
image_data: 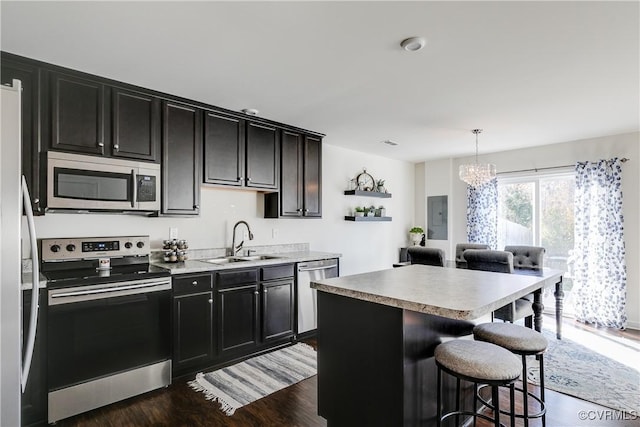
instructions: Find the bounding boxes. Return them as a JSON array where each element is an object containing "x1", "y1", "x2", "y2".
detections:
[
  {"x1": 434, "y1": 339, "x2": 522, "y2": 426},
  {"x1": 473, "y1": 323, "x2": 548, "y2": 427}
]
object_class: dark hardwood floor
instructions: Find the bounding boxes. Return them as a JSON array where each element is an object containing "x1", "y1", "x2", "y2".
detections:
[{"x1": 56, "y1": 317, "x2": 639, "y2": 427}]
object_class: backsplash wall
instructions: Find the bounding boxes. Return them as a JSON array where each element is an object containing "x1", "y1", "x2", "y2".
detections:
[{"x1": 25, "y1": 143, "x2": 415, "y2": 276}]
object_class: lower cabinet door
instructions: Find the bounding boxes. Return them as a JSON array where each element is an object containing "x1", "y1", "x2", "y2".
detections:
[
  {"x1": 173, "y1": 291, "x2": 214, "y2": 374},
  {"x1": 217, "y1": 284, "x2": 259, "y2": 358},
  {"x1": 261, "y1": 279, "x2": 294, "y2": 342}
]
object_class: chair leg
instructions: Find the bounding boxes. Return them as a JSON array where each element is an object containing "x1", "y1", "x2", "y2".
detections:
[
  {"x1": 510, "y1": 383, "x2": 515, "y2": 427},
  {"x1": 473, "y1": 382, "x2": 478, "y2": 427},
  {"x1": 522, "y1": 355, "x2": 529, "y2": 427},
  {"x1": 540, "y1": 354, "x2": 546, "y2": 427},
  {"x1": 492, "y1": 385, "x2": 500, "y2": 427},
  {"x1": 437, "y1": 367, "x2": 442, "y2": 427}
]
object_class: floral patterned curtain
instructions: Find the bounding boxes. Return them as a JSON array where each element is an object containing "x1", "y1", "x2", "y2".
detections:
[
  {"x1": 573, "y1": 158, "x2": 626, "y2": 329},
  {"x1": 466, "y1": 178, "x2": 498, "y2": 249}
]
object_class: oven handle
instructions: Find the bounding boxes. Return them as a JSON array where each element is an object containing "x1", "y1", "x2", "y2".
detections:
[{"x1": 49, "y1": 279, "x2": 171, "y2": 306}]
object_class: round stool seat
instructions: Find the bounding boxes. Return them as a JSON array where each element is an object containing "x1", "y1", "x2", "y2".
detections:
[
  {"x1": 435, "y1": 340, "x2": 521, "y2": 382},
  {"x1": 474, "y1": 323, "x2": 548, "y2": 355}
]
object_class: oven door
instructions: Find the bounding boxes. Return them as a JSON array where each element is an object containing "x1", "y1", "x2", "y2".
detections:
[
  {"x1": 47, "y1": 278, "x2": 171, "y2": 392},
  {"x1": 46, "y1": 151, "x2": 160, "y2": 212}
]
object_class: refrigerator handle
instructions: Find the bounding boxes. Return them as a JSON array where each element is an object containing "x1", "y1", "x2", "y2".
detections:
[{"x1": 21, "y1": 175, "x2": 39, "y2": 393}]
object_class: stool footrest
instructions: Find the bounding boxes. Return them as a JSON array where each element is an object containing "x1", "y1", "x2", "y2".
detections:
[
  {"x1": 441, "y1": 410, "x2": 510, "y2": 427},
  {"x1": 477, "y1": 384, "x2": 546, "y2": 419}
]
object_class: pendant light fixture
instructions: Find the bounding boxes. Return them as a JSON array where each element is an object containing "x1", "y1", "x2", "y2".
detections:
[{"x1": 458, "y1": 129, "x2": 496, "y2": 187}]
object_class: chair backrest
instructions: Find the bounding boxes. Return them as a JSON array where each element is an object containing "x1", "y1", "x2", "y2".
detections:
[
  {"x1": 504, "y1": 245, "x2": 545, "y2": 270},
  {"x1": 463, "y1": 249, "x2": 514, "y2": 273},
  {"x1": 455, "y1": 243, "x2": 490, "y2": 267},
  {"x1": 407, "y1": 247, "x2": 445, "y2": 267}
]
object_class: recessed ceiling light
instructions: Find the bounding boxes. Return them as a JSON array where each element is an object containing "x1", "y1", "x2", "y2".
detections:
[
  {"x1": 241, "y1": 108, "x2": 259, "y2": 116},
  {"x1": 382, "y1": 140, "x2": 398, "y2": 146},
  {"x1": 400, "y1": 37, "x2": 426, "y2": 52}
]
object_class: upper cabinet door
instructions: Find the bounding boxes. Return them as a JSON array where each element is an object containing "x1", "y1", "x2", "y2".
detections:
[
  {"x1": 203, "y1": 111, "x2": 245, "y2": 186},
  {"x1": 280, "y1": 130, "x2": 304, "y2": 216},
  {"x1": 246, "y1": 122, "x2": 279, "y2": 189},
  {"x1": 50, "y1": 72, "x2": 106, "y2": 155},
  {"x1": 112, "y1": 87, "x2": 160, "y2": 162},
  {"x1": 161, "y1": 100, "x2": 201, "y2": 215},
  {"x1": 303, "y1": 135, "x2": 322, "y2": 217}
]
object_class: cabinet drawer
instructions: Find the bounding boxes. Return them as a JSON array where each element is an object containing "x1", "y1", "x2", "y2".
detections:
[
  {"x1": 215, "y1": 268, "x2": 258, "y2": 288},
  {"x1": 261, "y1": 264, "x2": 294, "y2": 281},
  {"x1": 173, "y1": 274, "x2": 212, "y2": 295}
]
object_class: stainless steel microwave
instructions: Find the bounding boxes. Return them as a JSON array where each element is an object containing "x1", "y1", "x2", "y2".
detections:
[{"x1": 47, "y1": 151, "x2": 160, "y2": 213}]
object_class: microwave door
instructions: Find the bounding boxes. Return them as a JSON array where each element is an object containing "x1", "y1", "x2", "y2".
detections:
[{"x1": 47, "y1": 158, "x2": 136, "y2": 211}]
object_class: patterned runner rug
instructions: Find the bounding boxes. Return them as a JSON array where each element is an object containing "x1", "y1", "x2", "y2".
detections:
[
  {"x1": 188, "y1": 343, "x2": 317, "y2": 415},
  {"x1": 527, "y1": 329, "x2": 640, "y2": 413}
]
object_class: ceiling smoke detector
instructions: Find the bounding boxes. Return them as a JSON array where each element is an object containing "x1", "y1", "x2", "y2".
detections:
[
  {"x1": 382, "y1": 140, "x2": 398, "y2": 146},
  {"x1": 241, "y1": 108, "x2": 259, "y2": 116},
  {"x1": 400, "y1": 37, "x2": 426, "y2": 52}
]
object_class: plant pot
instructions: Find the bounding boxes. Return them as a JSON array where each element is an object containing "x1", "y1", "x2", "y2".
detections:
[
  {"x1": 409, "y1": 232, "x2": 422, "y2": 245},
  {"x1": 355, "y1": 211, "x2": 364, "y2": 217}
]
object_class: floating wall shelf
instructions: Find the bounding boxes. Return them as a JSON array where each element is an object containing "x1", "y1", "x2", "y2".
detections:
[
  {"x1": 344, "y1": 190, "x2": 392, "y2": 198},
  {"x1": 344, "y1": 216, "x2": 392, "y2": 222}
]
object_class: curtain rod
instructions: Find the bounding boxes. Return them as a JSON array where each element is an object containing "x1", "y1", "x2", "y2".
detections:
[{"x1": 499, "y1": 157, "x2": 629, "y2": 175}]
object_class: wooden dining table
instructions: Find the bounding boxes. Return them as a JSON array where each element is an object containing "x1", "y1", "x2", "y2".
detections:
[{"x1": 311, "y1": 264, "x2": 563, "y2": 427}]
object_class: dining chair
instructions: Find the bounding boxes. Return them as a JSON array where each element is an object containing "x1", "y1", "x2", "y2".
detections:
[
  {"x1": 407, "y1": 247, "x2": 445, "y2": 267},
  {"x1": 455, "y1": 243, "x2": 490, "y2": 268},
  {"x1": 463, "y1": 249, "x2": 534, "y2": 326}
]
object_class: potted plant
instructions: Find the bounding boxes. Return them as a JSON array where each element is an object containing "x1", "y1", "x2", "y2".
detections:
[
  {"x1": 354, "y1": 206, "x2": 365, "y2": 217},
  {"x1": 375, "y1": 205, "x2": 386, "y2": 217},
  {"x1": 409, "y1": 226, "x2": 424, "y2": 245}
]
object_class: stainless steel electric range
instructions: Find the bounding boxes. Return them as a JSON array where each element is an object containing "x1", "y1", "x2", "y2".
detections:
[{"x1": 40, "y1": 235, "x2": 171, "y2": 423}]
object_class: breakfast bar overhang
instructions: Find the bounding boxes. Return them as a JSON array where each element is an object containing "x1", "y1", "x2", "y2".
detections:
[{"x1": 311, "y1": 264, "x2": 563, "y2": 427}]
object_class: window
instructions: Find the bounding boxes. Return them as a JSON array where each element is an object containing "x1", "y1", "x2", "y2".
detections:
[{"x1": 498, "y1": 171, "x2": 576, "y2": 314}]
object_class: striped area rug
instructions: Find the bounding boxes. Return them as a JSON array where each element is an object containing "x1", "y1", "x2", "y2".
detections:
[{"x1": 188, "y1": 343, "x2": 317, "y2": 415}]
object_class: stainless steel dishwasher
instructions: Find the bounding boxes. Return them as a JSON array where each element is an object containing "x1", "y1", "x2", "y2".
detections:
[{"x1": 297, "y1": 259, "x2": 339, "y2": 334}]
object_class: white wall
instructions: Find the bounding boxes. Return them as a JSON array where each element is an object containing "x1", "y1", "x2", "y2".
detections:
[
  {"x1": 421, "y1": 132, "x2": 640, "y2": 329},
  {"x1": 26, "y1": 143, "x2": 415, "y2": 276}
]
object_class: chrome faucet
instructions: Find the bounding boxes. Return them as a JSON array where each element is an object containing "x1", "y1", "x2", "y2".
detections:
[{"x1": 231, "y1": 220, "x2": 254, "y2": 256}]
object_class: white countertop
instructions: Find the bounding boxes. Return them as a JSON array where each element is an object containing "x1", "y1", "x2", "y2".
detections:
[
  {"x1": 310, "y1": 264, "x2": 562, "y2": 320},
  {"x1": 153, "y1": 251, "x2": 341, "y2": 275}
]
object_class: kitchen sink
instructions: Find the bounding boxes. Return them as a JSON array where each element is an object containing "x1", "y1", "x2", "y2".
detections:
[
  {"x1": 201, "y1": 255, "x2": 281, "y2": 264},
  {"x1": 233, "y1": 255, "x2": 281, "y2": 261}
]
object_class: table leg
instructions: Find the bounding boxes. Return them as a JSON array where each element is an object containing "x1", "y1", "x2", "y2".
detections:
[
  {"x1": 554, "y1": 279, "x2": 564, "y2": 340},
  {"x1": 532, "y1": 289, "x2": 544, "y2": 333}
]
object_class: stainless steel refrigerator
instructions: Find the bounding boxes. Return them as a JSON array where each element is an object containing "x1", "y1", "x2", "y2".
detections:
[{"x1": 1, "y1": 80, "x2": 40, "y2": 425}]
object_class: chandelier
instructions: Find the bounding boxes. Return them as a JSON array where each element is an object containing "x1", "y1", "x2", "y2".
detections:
[{"x1": 458, "y1": 129, "x2": 496, "y2": 187}]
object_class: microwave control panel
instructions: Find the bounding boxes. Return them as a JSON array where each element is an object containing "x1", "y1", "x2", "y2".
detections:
[{"x1": 137, "y1": 175, "x2": 156, "y2": 202}]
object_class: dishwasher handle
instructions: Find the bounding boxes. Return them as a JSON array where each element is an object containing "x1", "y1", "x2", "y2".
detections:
[{"x1": 297, "y1": 265, "x2": 337, "y2": 273}]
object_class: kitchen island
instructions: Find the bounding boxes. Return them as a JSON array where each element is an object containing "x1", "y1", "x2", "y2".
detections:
[{"x1": 311, "y1": 264, "x2": 562, "y2": 427}]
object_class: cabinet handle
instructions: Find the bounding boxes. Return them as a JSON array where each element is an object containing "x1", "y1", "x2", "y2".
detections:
[
  {"x1": 193, "y1": 205, "x2": 200, "y2": 209},
  {"x1": 192, "y1": 281, "x2": 198, "y2": 285},
  {"x1": 98, "y1": 142, "x2": 104, "y2": 154},
  {"x1": 247, "y1": 177, "x2": 252, "y2": 182},
  {"x1": 303, "y1": 208, "x2": 309, "y2": 213},
  {"x1": 114, "y1": 144, "x2": 119, "y2": 152},
  {"x1": 238, "y1": 176, "x2": 244, "y2": 182},
  {"x1": 254, "y1": 291, "x2": 259, "y2": 295},
  {"x1": 263, "y1": 289, "x2": 268, "y2": 294},
  {"x1": 208, "y1": 299, "x2": 213, "y2": 304}
]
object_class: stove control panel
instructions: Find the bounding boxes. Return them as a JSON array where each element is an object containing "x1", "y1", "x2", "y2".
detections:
[{"x1": 40, "y1": 236, "x2": 150, "y2": 262}]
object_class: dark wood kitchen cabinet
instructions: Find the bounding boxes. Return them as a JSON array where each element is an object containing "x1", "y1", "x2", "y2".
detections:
[
  {"x1": 1, "y1": 54, "x2": 44, "y2": 215},
  {"x1": 216, "y1": 267, "x2": 260, "y2": 359},
  {"x1": 260, "y1": 265, "x2": 295, "y2": 342},
  {"x1": 111, "y1": 86, "x2": 160, "y2": 161},
  {"x1": 161, "y1": 100, "x2": 201, "y2": 215},
  {"x1": 203, "y1": 110, "x2": 245, "y2": 186},
  {"x1": 49, "y1": 71, "x2": 106, "y2": 155},
  {"x1": 215, "y1": 264, "x2": 294, "y2": 360},
  {"x1": 203, "y1": 112, "x2": 279, "y2": 190},
  {"x1": 172, "y1": 273, "x2": 214, "y2": 376},
  {"x1": 265, "y1": 131, "x2": 322, "y2": 218},
  {"x1": 48, "y1": 71, "x2": 161, "y2": 162}
]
